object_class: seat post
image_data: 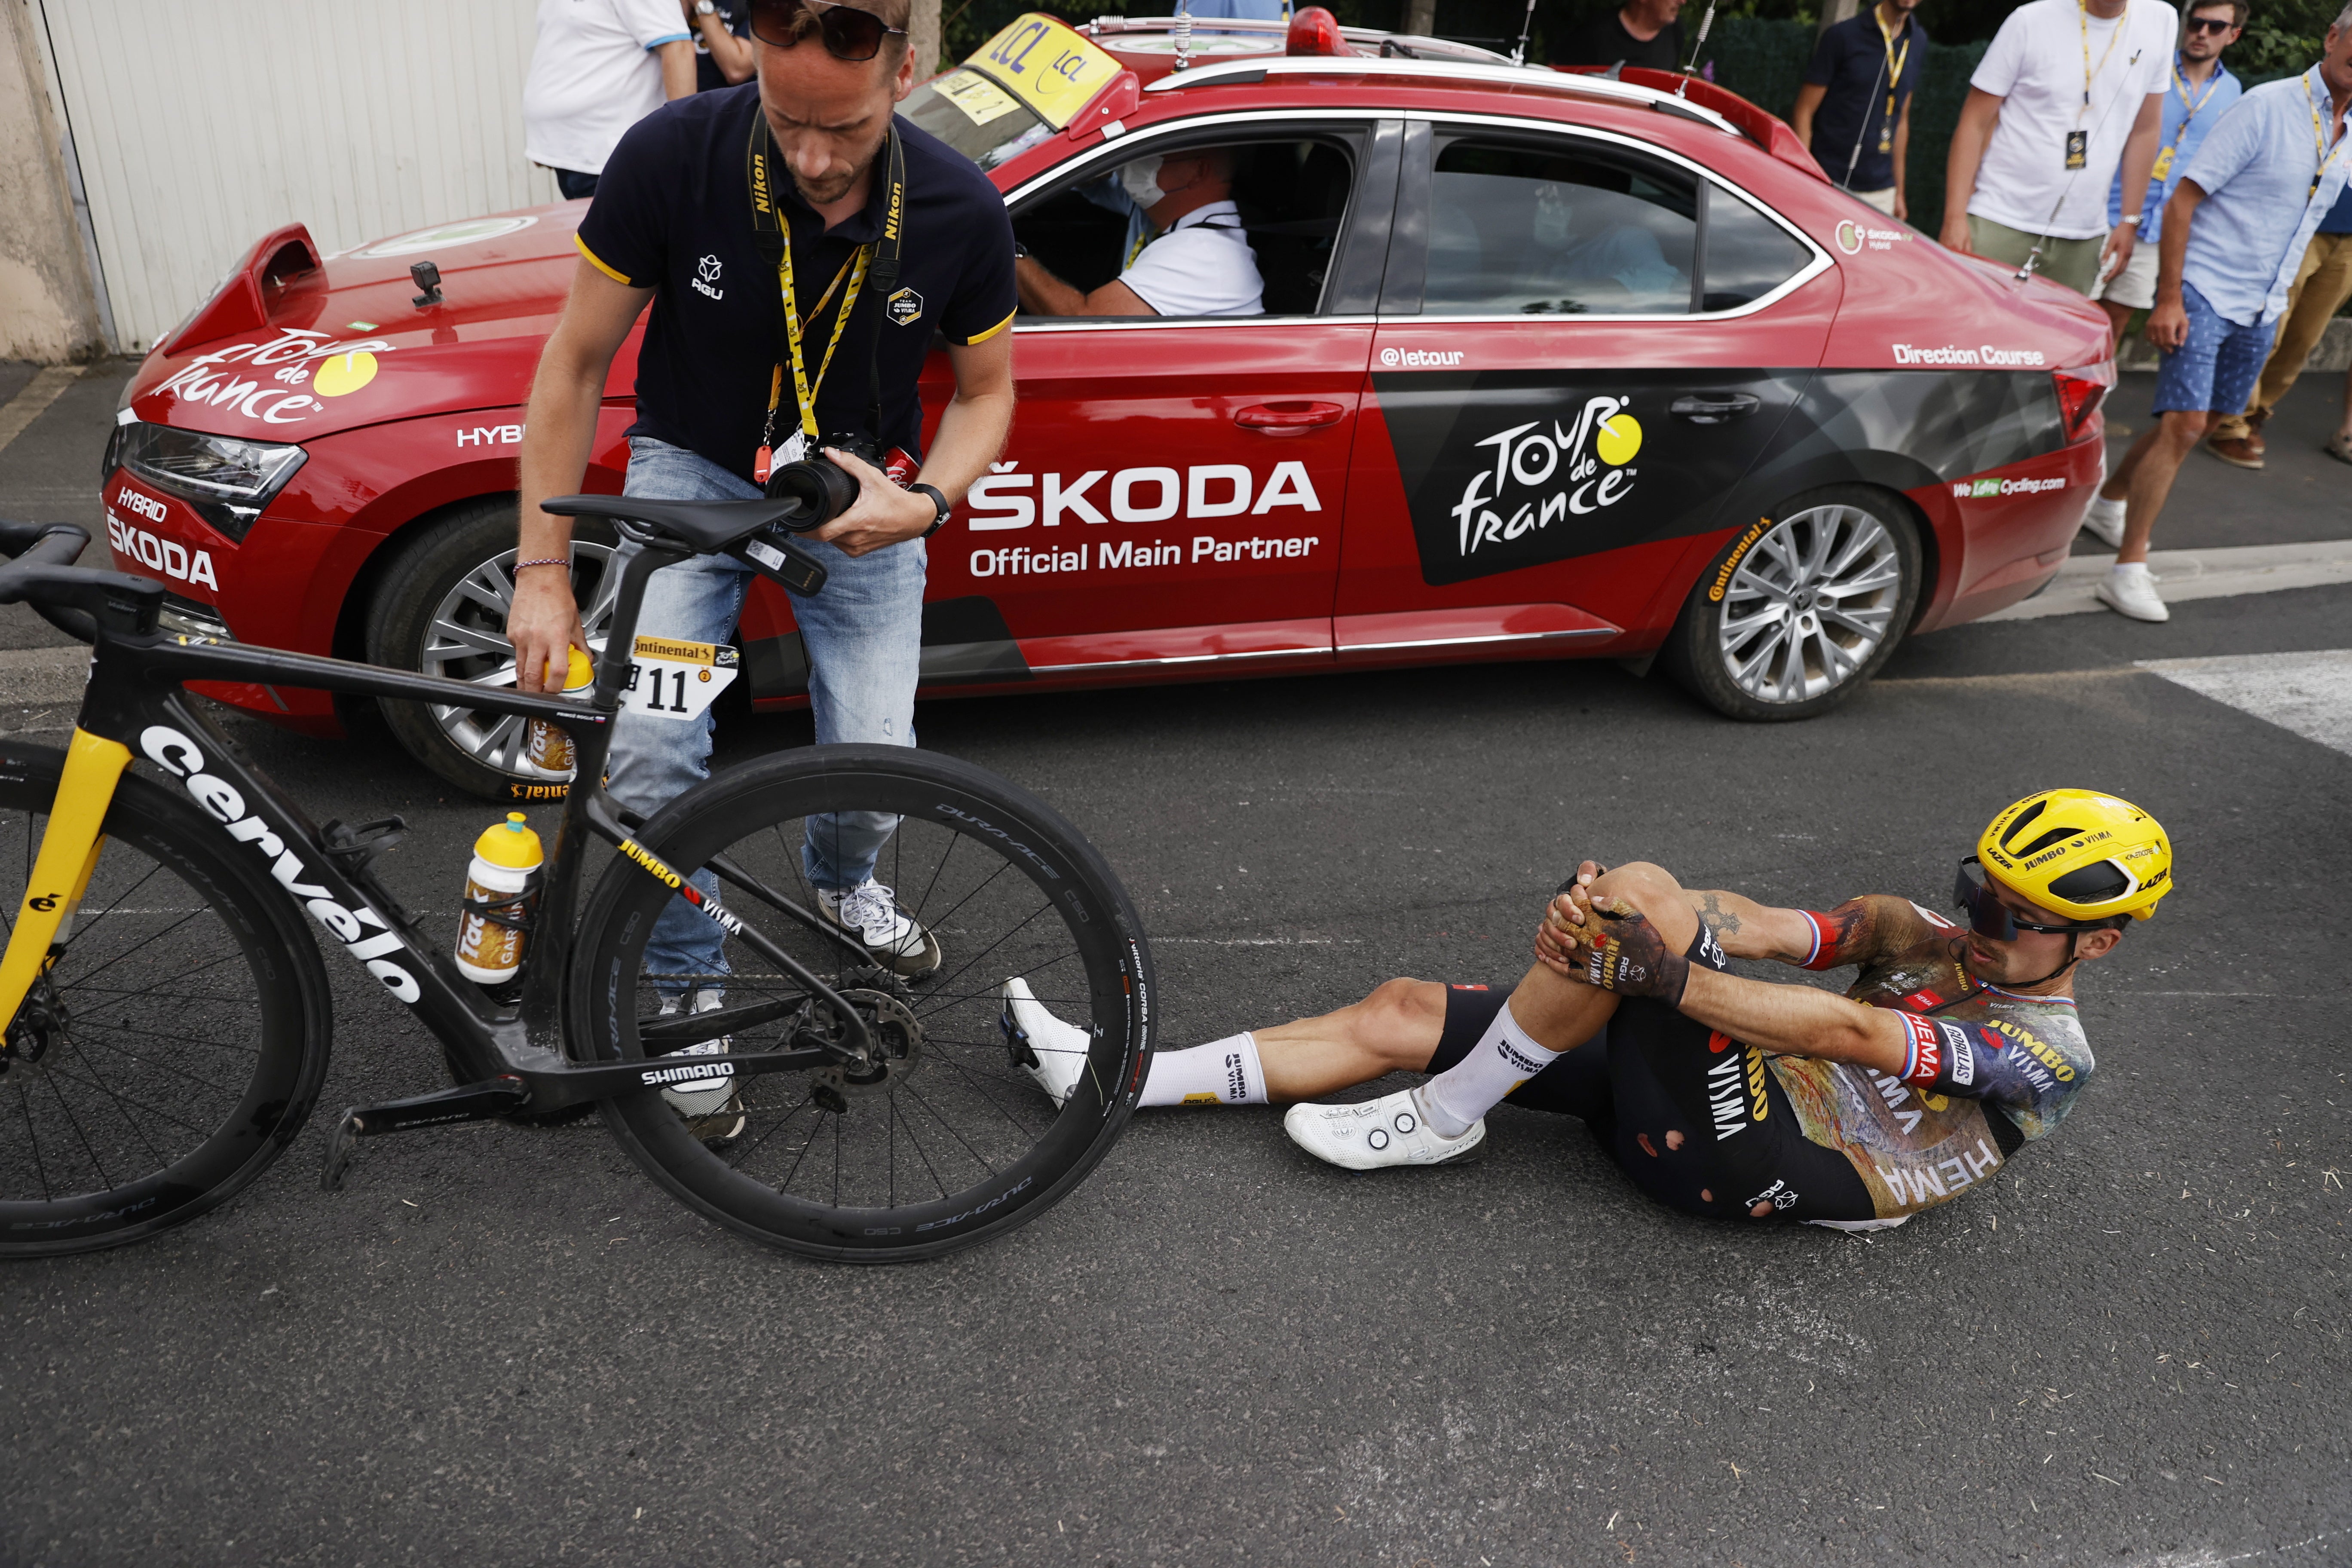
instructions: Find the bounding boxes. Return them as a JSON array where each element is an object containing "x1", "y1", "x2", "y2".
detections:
[{"x1": 590, "y1": 534, "x2": 688, "y2": 710}]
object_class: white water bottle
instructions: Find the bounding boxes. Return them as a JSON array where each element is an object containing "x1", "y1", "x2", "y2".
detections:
[
  {"x1": 453, "y1": 813, "x2": 544, "y2": 984},
  {"x1": 523, "y1": 646, "x2": 594, "y2": 781}
]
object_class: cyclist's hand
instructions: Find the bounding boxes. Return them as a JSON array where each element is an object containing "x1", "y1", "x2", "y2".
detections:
[
  {"x1": 1542, "y1": 899, "x2": 1689, "y2": 1004},
  {"x1": 808, "y1": 447, "x2": 936, "y2": 558},
  {"x1": 506, "y1": 566, "x2": 585, "y2": 692}
]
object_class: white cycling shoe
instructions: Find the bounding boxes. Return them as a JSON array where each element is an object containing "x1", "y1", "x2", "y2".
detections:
[
  {"x1": 817, "y1": 879, "x2": 943, "y2": 978},
  {"x1": 656, "y1": 989, "x2": 743, "y2": 1144},
  {"x1": 1001, "y1": 977, "x2": 1088, "y2": 1108},
  {"x1": 1283, "y1": 1087, "x2": 1486, "y2": 1171}
]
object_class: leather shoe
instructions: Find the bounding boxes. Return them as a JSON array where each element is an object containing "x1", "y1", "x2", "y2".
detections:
[{"x1": 2205, "y1": 434, "x2": 2265, "y2": 469}]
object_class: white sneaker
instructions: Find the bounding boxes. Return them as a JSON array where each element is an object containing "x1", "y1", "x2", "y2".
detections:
[
  {"x1": 817, "y1": 880, "x2": 942, "y2": 977},
  {"x1": 1283, "y1": 1087, "x2": 1487, "y2": 1171},
  {"x1": 2080, "y1": 495, "x2": 2127, "y2": 549},
  {"x1": 656, "y1": 989, "x2": 743, "y2": 1142},
  {"x1": 2093, "y1": 567, "x2": 2169, "y2": 622},
  {"x1": 1000, "y1": 977, "x2": 1088, "y2": 1107}
]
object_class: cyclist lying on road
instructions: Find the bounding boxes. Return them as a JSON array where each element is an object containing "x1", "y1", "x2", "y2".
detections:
[{"x1": 1002, "y1": 790, "x2": 2170, "y2": 1229}]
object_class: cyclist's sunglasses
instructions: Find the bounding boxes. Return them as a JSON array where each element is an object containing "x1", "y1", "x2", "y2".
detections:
[
  {"x1": 2184, "y1": 14, "x2": 2237, "y2": 31},
  {"x1": 1953, "y1": 858, "x2": 2102, "y2": 941},
  {"x1": 748, "y1": 0, "x2": 906, "y2": 61}
]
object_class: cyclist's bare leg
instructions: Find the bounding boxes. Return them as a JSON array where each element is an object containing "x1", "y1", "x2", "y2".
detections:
[{"x1": 1247, "y1": 979, "x2": 1451, "y2": 1100}]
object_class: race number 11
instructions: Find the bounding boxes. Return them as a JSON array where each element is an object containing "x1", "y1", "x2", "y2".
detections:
[{"x1": 621, "y1": 635, "x2": 740, "y2": 723}]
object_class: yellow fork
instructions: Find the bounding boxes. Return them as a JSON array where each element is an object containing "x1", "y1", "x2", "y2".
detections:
[{"x1": 0, "y1": 729, "x2": 131, "y2": 1026}]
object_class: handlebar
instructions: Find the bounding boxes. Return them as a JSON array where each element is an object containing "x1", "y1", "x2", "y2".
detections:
[{"x1": 0, "y1": 521, "x2": 164, "y2": 645}]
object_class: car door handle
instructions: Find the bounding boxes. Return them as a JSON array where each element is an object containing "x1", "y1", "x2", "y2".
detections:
[
  {"x1": 1234, "y1": 401, "x2": 1346, "y2": 435},
  {"x1": 1669, "y1": 392, "x2": 1762, "y2": 424}
]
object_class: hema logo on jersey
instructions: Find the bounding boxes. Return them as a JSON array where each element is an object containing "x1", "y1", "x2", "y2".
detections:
[{"x1": 138, "y1": 724, "x2": 422, "y2": 1004}]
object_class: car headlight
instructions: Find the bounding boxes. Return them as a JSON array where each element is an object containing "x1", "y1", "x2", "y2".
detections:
[{"x1": 104, "y1": 422, "x2": 306, "y2": 542}]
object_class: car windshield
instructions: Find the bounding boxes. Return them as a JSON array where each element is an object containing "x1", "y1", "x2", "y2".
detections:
[{"x1": 903, "y1": 67, "x2": 1056, "y2": 170}]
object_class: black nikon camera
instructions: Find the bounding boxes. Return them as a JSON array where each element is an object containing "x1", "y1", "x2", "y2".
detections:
[{"x1": 765, "y1": 430, "x2": 885, "y2": 530}]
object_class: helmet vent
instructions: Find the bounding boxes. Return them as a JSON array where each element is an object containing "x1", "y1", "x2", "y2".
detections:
[
  {"x1": 1999, "y1": 799, "x2": 2048, "y2": 850},
  {"x1": 2049, "y1": 860, "x2": 2129, "y2": 904},
  {"x1": 2017, "y1": 826, "x2": 2081, "y2": 858}
]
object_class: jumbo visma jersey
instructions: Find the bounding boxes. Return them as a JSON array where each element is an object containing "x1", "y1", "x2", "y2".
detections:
[{"x1": 1767, "y1": 900, "x2": 2095, "y2": 1223}]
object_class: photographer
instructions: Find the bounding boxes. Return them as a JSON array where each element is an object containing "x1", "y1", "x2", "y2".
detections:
[{"x1": 508, "y1": 0, "x2": 1015, "y2": 1032}]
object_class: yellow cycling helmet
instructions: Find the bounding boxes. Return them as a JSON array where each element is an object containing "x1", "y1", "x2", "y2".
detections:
[{"x1": 1976, "y1": 789, "x2": 2172, "y2": 922}]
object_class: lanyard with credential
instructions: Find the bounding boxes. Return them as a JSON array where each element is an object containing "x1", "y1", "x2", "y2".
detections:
[
  {"x1": 1874, "y1": 12, "x2": 1911, "y2": 153},
  {"x1": 745, "y1": 118, "x2": 877, "y2": 481},
  {"x1": 2305, "y1": 74, "x2": 2348, "y2": 201},
  {"x1": 2152, "y1": 53, "x2": 2222, "y2": 179}
]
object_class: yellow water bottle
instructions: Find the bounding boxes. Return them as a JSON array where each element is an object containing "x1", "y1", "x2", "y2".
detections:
[
  {"x1": 524, "y1": 646, "x2": 594, "y2": 780},
  {"x1": 453, "y1": 812, "x2": 544, "y2": 984}
]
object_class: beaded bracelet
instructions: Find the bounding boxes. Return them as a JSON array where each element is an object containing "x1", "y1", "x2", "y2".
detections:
[{"x1": 513, "y1": 557, "x2": 572, "y2": 570}]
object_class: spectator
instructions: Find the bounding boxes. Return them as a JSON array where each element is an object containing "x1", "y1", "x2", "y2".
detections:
[
  {"x1": 1560, "y1": 0, "x2": 1687, "y2": 73},
  {"x1": 685, "y1": 0, "x2": 756, "y2": 90},
  {"x1": 2079, "y1": 12, "x2": 2352, "y2": 621},
  {"x1": 1940, "y1": 0, "x2": 2174, "y2": 297},
  {"x1": 2205, "y1": 158, "x2": 2352, "y2": 466},
  {"x1": 2091, "y1": 0, "x2": 2242, "y2": 354},
  {"x1": 1792, "y1": 0, "x2": 1929, "y2": 217},
  {"x1": 524, "y1": 0, "x2": 698, "y2": 200}
]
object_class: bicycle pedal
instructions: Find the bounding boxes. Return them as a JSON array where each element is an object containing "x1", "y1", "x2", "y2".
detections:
[
  {"x1": 318, "y1": 1075, "x2": 530, "y2": 1191},
  {"x1": 322, "y1": 815, "x2": 407, "y2": 871}
]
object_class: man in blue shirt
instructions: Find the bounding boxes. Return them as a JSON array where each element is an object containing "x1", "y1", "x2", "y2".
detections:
[
  {"x1": 2088, "y1": 0, "x2": 2242, "y2": 357},
  {"x1": 2206, "y1": 164, "x2": 2352, "y2": 467},
  {"x1": 1792, "y1": 0, "x2": 1929, "y2": 217},
  {"x1": 2083, "y1": 19, "x2": 2352, "y2": 622}
]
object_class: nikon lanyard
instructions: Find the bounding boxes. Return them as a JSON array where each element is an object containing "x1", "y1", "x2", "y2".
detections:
[
  {"x1": 2305, "y1": 74, "x2": 2348, "y2": 201},
  {"x1": 746, "y1": 118, "x2": 907, "y2": 480},
  {"x1": 1873, "y1": 8, "x2": 1911, "y2": 155},
  {"x1": 2069, "y1": 0, "x2": 2129, "y2": 167}
]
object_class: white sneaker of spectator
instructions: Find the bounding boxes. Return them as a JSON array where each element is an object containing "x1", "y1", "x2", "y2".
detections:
[
  {"x1": 2093, "y1": 561, "x2": 2168, "y2": 622},
  {"x1": 2080, "y1": 494, "x2": 2127, "y2": 549}
]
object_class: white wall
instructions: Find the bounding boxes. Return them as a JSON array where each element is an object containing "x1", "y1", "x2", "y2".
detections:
[{"x1": 36, "y1": 0, "x2": 561, "y2": 352}]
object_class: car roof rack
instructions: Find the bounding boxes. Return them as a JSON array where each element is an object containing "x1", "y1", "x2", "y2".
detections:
[{"x1": 1137, "y1": 52, "x2": 1743, "y2": 138}]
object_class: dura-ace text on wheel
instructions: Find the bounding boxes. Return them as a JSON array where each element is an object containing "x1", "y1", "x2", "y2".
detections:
[
  {"x1": 576, "y1": 745, "x2": 1152, "y2": 1262},
  {"x1": 0, "y1": 747, "x2": 332, "y2": 1256},
  {"x1": 1666, "y1": 486, "x2": 1922, "y2": 723}
]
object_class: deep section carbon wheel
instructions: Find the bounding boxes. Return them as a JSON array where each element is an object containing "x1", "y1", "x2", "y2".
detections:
[
  {"x1": 575, "y1": 744, "x2": 1153, "y2": 1262},
  {"x1": 1666, "y1": 485, "x2": 1922, "y2": 722},
  {"x1": 0, "y1": 745, "x2": 331, "y2": 1256}
]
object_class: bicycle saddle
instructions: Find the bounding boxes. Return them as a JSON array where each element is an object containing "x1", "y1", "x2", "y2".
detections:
[{"x1": 539, "y1": 495, "x2": 813, "y2": 552}]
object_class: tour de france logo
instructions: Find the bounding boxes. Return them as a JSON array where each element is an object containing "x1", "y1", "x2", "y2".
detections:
[{"x1": 1452, "y1": 395, "x2": 1643, "y2": 559}]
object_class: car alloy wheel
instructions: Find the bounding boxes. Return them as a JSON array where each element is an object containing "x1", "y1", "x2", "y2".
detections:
[
  {"x1": 1716, "y1": 503, "x2": 1904, "y2": 705},
  {"x1": 418, "y1": 542, "x2": 622, "y2": 775}
]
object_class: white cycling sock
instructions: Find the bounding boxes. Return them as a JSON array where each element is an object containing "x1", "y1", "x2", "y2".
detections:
[
  {"x1": 1139, "y1": 1033, "x2": 1267, "y2": 1106},
  {"x1": 1418, "y1": 1001, "x2": 1562, "y2": 1138}
]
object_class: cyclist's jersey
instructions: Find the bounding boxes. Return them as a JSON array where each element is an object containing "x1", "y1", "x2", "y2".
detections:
[{"x1": 1765, "y1": 896, "x2": 2095, "y2": 1227}]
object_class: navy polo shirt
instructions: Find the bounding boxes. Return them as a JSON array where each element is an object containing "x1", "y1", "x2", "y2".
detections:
[
  {"x1": 1804, "y1": 10, "x2": 1928, "y2": 194},
  {"x1": 692, "y1": 3, "x2": 752, "y2": 93},
  {"x1": 576, "y1": 85, "x2": 1017, "y2": 484}
]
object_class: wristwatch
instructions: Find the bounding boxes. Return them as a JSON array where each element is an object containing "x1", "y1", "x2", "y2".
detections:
[
  {"x1": 2120, "y1": 213, "x2": 2143, "y2": 228},
  {"x1": 1012, "y1": 241, "x2": 1030, "y2": 261},
  {"x1": 695, "y1": 0, "x2": 716, "y2": 15},
  {"x1": 910, "y1": 482, "x2": 950, "y2": 538}
]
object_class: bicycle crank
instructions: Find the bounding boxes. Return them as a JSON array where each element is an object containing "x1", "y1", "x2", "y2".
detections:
[{"x1": 320, "y1": 1075, "x2": 532, "y2": 1191}]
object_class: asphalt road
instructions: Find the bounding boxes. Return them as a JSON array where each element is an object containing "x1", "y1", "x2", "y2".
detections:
[{"x1": 1, "y1": 362, "x2": 2347, "y2": 1568}]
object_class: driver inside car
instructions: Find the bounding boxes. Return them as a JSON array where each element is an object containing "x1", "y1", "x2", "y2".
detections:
[{"x1": 1014, "y1": 148, "x2": 1265, "y2": 317}]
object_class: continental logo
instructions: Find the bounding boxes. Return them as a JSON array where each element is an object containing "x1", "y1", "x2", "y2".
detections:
[
  {"x1": 619, "y1": 838, "x2": 683, "y2": 890},
  {"x1": 1708, "y1": 518, "x2": 1771, "y2": 603},
  {"x1": 633, "y1": 635, "x2": 725, "y2": 666},
  {"x1": 506, "y1": 781, "x2": 570, "y2": 801},
  {"x1": 1987, "y1": 1018, "x2": 2074, "y2": 1081}
]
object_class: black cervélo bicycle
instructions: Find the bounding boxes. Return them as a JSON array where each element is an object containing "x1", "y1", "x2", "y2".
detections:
[{"x1": 0, "y1": 498, "x2": 1152, "y2": 1261}]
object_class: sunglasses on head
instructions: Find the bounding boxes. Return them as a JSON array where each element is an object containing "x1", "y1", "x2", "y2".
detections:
[
  {"x1": 748, "y1": 0, "x2": 905, "y2": 61},
  {"x1": 1953, "y1": 858, "x2": 2104, "y2": 942},
  {"x1": 2184, "y1": 15, "x2": 2236, "y2": 32}
]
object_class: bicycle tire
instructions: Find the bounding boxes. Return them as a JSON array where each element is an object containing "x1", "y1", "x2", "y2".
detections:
[
  {"x1": 0, "y1": 743, "x2": 332, "y2": 1256},
  {"x1": 573, "y1": 744, "x2": 1153, "y2": 1262}
]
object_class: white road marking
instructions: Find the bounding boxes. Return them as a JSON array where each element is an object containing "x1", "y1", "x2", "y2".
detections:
[
  {"x1": 2139, "y1": 649, "x2": 2352, "y2": 758},
  {"x1": 0, "y1": 366, "x2": 85, "y2": 455},
  {"x1": 1980, "y1": 540, "x2": 2352, "y2": 621}
]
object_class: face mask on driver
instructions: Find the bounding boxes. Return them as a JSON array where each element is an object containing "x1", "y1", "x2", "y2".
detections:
[{"x1": 1119, "y1": 155, "x2": 1167, "y2": 209}]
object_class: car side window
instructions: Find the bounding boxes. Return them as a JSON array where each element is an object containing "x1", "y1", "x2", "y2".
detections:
[
  {"x1": 1010, "y1": 135, "x2": 1361, "y2": 318},
  {"x1": 1701, "y1": 186, "x2": 1815, "y2": 312},
  {"x1": 1426, "y1": 137, "x2": 1698, "y2": 316}
]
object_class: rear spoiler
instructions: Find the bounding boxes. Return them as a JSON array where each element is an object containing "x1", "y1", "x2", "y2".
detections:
[
  {"x1": 1553, "y1": 66, "x2": 1828, "y2": 184},
  {"x1": 161, "y1": 223, "x2": 322, "y2": 358}
]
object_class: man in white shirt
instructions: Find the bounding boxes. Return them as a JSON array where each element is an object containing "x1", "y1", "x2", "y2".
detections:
[
  {"x1": 1014, "y1": 150, "x2": 1265, "y2": 317},
  {"x1": 524, "y1": 0, "x2": 698, "y2": 199},
  {"x1": 1939, "y1": 0, "x2": 2175, "y2": 296}
]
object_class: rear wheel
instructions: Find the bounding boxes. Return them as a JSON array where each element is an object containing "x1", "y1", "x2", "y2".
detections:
[
  {"x1": 1665, "y1": 486, "x2": 1921, "y2": 722},
  {"x1": 364, "y1": 497, "x2": 621, "y2": 798},
  {"x1": 0, "y1": 745, "x2": 331, "y2": 1256},
  {"x1": 574, "y1": 744, "x2": 1153, "y2": 1262}
]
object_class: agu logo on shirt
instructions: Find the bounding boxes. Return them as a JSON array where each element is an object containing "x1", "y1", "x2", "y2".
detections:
[{"x1": 693, "y1": 255, "x2": 724, "y2": 301}]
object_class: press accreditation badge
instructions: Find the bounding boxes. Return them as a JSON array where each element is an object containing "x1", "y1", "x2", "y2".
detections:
[
  {"x1": 2065, "y1": 130, "x2": 2088, "y2": 169},
  {"x1": 776, "y1": 430, "x2": 809, "y2": 467},
  {"x1": 2151, "y1": 146, "x2": 2174, "y2": 179},
  {"x1": 623, "y1": 636, "x2": 739, "y2": 722}
]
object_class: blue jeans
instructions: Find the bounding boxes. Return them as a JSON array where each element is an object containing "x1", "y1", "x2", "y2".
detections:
[{"x1": 605, "y1": 436, "x2": 925, "y2": 992}]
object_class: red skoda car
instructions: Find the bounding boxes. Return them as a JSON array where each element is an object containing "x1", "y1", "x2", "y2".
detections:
[{"x1": 102, "y1": 12, "x2": 2110, "y2": 798}]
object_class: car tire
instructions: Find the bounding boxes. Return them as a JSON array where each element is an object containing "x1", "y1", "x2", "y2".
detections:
[
  {"x1": 364, "y1": 497, "x2": 621, "y2": 798},
  {"x1": 1663, "y1": 485, "x2": 1922, "y2": 723}
]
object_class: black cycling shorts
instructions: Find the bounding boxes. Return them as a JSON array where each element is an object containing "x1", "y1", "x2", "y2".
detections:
[{"x1": 1431, "y1": 933, "x2": 1876, "y2": 1224}]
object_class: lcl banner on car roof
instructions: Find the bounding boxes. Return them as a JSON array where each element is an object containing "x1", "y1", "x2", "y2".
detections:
[{"x1": 959, "y1": 14, "x2": 1122, "y2": 130}]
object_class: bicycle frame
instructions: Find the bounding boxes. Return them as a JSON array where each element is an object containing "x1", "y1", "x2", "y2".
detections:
[{"x1": 0, "y1": 528, "x2": 879, "y2": 1135}]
